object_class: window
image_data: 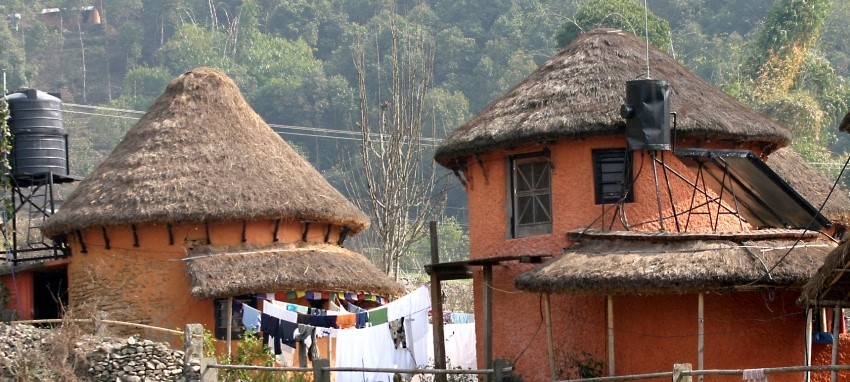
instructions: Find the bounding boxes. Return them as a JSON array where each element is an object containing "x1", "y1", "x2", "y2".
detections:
[
  {"x1": 214, "y1": 295, "x2": 256, "y2": 340},
  {"x1": 510, "y1": 153, "x2": 552, "y2": 237},
  {"x1": 593, "y1": 149, "x2": 634, "y2": 204}
]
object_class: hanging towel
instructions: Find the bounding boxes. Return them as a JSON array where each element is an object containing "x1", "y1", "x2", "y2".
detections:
[
  {"x1": 743, "y1": 369, "x2": 767, "y2": 382},
  {"x1": 241, "y1": 304, "x2": 261, "y2": 333},
  {"x1": 370, "y1": 307, "x2": 389, "y2": 325},
  {"x1": 336, "y1": 313, "x2": 356, "y2": 329}
]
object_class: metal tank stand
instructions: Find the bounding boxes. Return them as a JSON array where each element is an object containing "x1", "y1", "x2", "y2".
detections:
[{"x1": 5, "y1": 172, "x2": 81, "y2": 264}]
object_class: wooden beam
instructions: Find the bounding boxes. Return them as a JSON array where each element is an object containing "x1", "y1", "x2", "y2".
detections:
[
  {"x1": 832, "y1": 306, "x2": 841, "y2": 382},
  {"x1": 544, "y1": 293, "x2": 556, "y2": 381},
  {"x1": 698, "y1": 293, "x2": 704, "y2": 381},
  {"x1": 608, "y1": 295, "x2": 615, "y2": 377},
  {"x1": 483, "y1": 265, "x2": 493, "y2": 382},
  {"x1": 226, "y1": 297, "x2": 233, "y2": 361},
  {"x1": 429, "y1": 221, "x2": 447, "y2": 382},
  {"x1": 806, "y1": 308, "x2": 813, "y2": 382}
]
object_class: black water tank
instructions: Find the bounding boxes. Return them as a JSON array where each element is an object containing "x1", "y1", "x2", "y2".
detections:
[
  {"x1": 6, "y1": 89, "x2": 68, "y2": 176},
  {"x1": 620, "y1": 79, "x2": 671, "y2": 151}
]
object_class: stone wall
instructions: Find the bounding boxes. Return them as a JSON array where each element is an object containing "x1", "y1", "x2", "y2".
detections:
[{"x1": 0, "y1": 323, "x2": 199, "y2": 382}]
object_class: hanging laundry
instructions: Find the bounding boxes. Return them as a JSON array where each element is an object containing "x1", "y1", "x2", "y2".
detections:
[
  {"x1": 355, "y1": 312, "x2": 368, "y2": 328},
  {"x1": 335, "y1": 323, "x2": 417, "y2": 382},
  {"x1": 451, "y1": 312, "x2": 475, "y2": 324},
  {"x1": 294, "y1": 324, "x2": 319, "y2": 366},
  {"x1": 743, "y1": 369, "x2": 768, "y2": 382},
  {"x1": 347, "y1": 302, "x2": 366, "y2": 314},
  {"x1": 308, "y1": 314, "x2": 337, "y2": 329},
  {"x1": 370, "y1": 307, "x2": 388, "y2": 325},
  {"x1": 442, "y1": 312, "x2": 453, "y2": 324},
  {"x1": 260, "y1": 313, "x2": 282, "y2": 355},
  {"x1": 336, "y1": 313, "x2": 356, "y2": 329},
  {"x1": 263, "y1": 301, "x2": 297, "y2": 323},
  {"x1": 388, "y1": 317, "x2": 407, "y2": 349},
  {"x1": 241, "y1": 304, "x2": 261, "y2": 333}
]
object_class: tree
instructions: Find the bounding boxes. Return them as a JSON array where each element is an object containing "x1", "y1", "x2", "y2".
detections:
[
  {"x1": 345, "y1": 10, "x2": 449, "y2": 279},
  {"x1": 556, "y1": 0, "x2": 671, "y2": 51},
  {"x1": 402, "y1": 217, "x2": 469, "y2": 273},
  {"x1": 745, "y1": 0, "x2": 832, "y2": 98}
]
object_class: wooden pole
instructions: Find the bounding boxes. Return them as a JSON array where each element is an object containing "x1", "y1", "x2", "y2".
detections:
[
  {"x1": 543, "y1": 293, "x2": 556, "y2": 381},
  {"x1": 429, "y1": 221, "x2": 448, "y2": 382},
  {"x1": 608, "y1": 295, "x2": 615, "y2": 377},
  {"x1": 698, "y1": 293, "x2": 704, "y2": 382},
  {"x1": 226, "y1": 297, "x2": 233, "y2": 360},
  {"x1": 483, "y1": 264, "x2": 493, "y2": 382},
  {"x1": 832, "y1": 306, "x2": 841, "y2": 382},
  {"x1": 806, "y1": 308, "x2": 813, "y2": 382}
]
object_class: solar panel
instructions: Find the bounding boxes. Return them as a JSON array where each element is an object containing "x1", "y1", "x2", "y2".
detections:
[{"x1": 675, "y1": 148, "x2": 832, "y2": 231}]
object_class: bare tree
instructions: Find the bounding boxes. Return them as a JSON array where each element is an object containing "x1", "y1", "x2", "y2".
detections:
[{"x1": 346, "y1": 13, "x2": 448, "y2": 279}]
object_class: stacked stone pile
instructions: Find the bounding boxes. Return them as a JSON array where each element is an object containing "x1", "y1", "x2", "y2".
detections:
[
  {"x1": 0, "y1": 323, "x2": 194, "y2": 382},
  {"x1": 0, "y1": 323, "x2": 50, "y2": 369},
  {"x1": 86, "y1": 335, "x2": 186, "y2": 382}
]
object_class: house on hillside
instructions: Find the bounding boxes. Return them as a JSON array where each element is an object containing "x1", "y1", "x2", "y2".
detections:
[
  {"x1": 434, "y1": 29, "x2": 850, "y2": 382},
  {"x1": 36, "y1": 67, "x2": 404, "y2": 345},
  {"x1": 41, "y1": 6, "x2": 101, "y2": 29}
]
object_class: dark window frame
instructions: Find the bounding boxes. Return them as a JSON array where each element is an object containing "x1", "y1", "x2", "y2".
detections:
[
  {"x1": 510, "y1": 152, "x2": 552, "y2": 238},
  {"x1": 214, "y1": 295, "x2": 256, "y2": 340},
  {"x1": 593, "y1": 149, "x2": 634, "y2": 205}
]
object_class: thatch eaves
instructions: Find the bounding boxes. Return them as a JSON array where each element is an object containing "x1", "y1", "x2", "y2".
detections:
[
  {"x1": 41, "y1": 67, "x2": 369, "y2": 237},
  {"x1": 798, "y1": 240, "x2": 850, "y2": 307},
  {"x1": 516, "y1": 232, "x2": 833, "y2": 295},
  {"x1": 185, "y1": 242, "x2": 405, "y2": 300},
  {"x1": 435, "y1": 29, "x2": 791, "y2": 168},
  {"x1": 766, "y1": 147, "x2": 850, "y2": 226}
]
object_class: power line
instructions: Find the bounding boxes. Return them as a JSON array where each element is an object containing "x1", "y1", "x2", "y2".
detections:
[{"x1": 63, "y1": 103, "x2": 444, "y2": 146}]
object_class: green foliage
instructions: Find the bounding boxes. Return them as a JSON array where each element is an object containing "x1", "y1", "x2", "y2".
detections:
[
  {"x1": 216, "y1": 331, "x2": 309, "y2": 382},
  {"x1": 121, "y1": 66, "x2": 173, "y2": 104},
  {"x1": 0, "y1": 99, "x2": 10, "y2": 216},
  {"x1": 556, "y1": 0, "x2": 671, "y2": 51},
  {"x1": 402, "y1": 217, "x2": 469, "y2": 273},
  {"x1": 0, "y1": 21, "x2": 29, "y2": 90},
  {"x1": 745, "y1": 0, "x2": 832, "y2": 96}
]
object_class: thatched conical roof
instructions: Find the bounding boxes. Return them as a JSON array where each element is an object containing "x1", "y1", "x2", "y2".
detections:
[
  {"x1": 798, "y1": 240, "x2": 850, "y2": 307},
  {"x1": 185, "y1": 243, "x2": 405, "y2": 299},
  {"x1": 435, "y1": 29, "x2": 791, "y2": 168},
  {"x1": 766, "y1": 147, "x2": 850, "y2": 226},
  {"x1": 515, "y1": 229, "x2": 833, "y2": 295},
  {"x1": 41, "y1": 67, "x2": 369, "y2": 237}
]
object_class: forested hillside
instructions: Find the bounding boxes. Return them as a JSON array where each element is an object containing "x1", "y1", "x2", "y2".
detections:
[{"x1": 1, "y1": 0, "x2": 849, "y2": 272}]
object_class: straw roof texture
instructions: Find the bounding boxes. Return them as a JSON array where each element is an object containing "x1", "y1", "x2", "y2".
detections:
[
  {"x1": 185, "y1": 243, "x2": 405, "y2": 300},
  {"x1": 515, "y1": 236, "x2": 833, "y2": 295},
  {"x1": 766, "y1": 147, "x2": 850, "y2": 225},
  {"x1": 798, "y1": 240, "x2": 850, "y2": 307},
  {"x1": 41, "y1": 67, "x2": 368, "y2": 237},
  {"x1": 435, "y1": 29, "x2": 791, "y2": 168}
]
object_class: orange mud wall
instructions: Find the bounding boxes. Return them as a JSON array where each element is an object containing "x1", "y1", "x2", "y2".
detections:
[
  {"x1": 463, "y1": 136, "x2": 779, "y2": 382},
  {"x1": 614, "y1": 291, "x2": 806, "y2": 382},
  {"x1": 1, "y1": 271, "x2": 33, "y2": 320},
  {"x1": 65, "y1": 219, "x2": 341, "y2": 343},
  {"x1": 812, "y1": 334, "x2": 850, "y2": 382}
]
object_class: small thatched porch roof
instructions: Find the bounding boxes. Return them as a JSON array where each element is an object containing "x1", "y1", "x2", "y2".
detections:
[
  {"x1": 185, "y1": 243, "x2": 405, "y2": 300},
  {"x1": 798, "y1": 240, "x2": 850, "y2": 307},
  {"x1": 41, "y1": 67, "x2": 369, "y2": 237},
  {"x1": 435, "y1": 28, "x2": 791, "y2": 168},
  {"x1": 516, "y1": 229, "x2": 833, "y2": 295},
  {"x1": 766, "y1": 147, "x2": 850, "y2": 226}
]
